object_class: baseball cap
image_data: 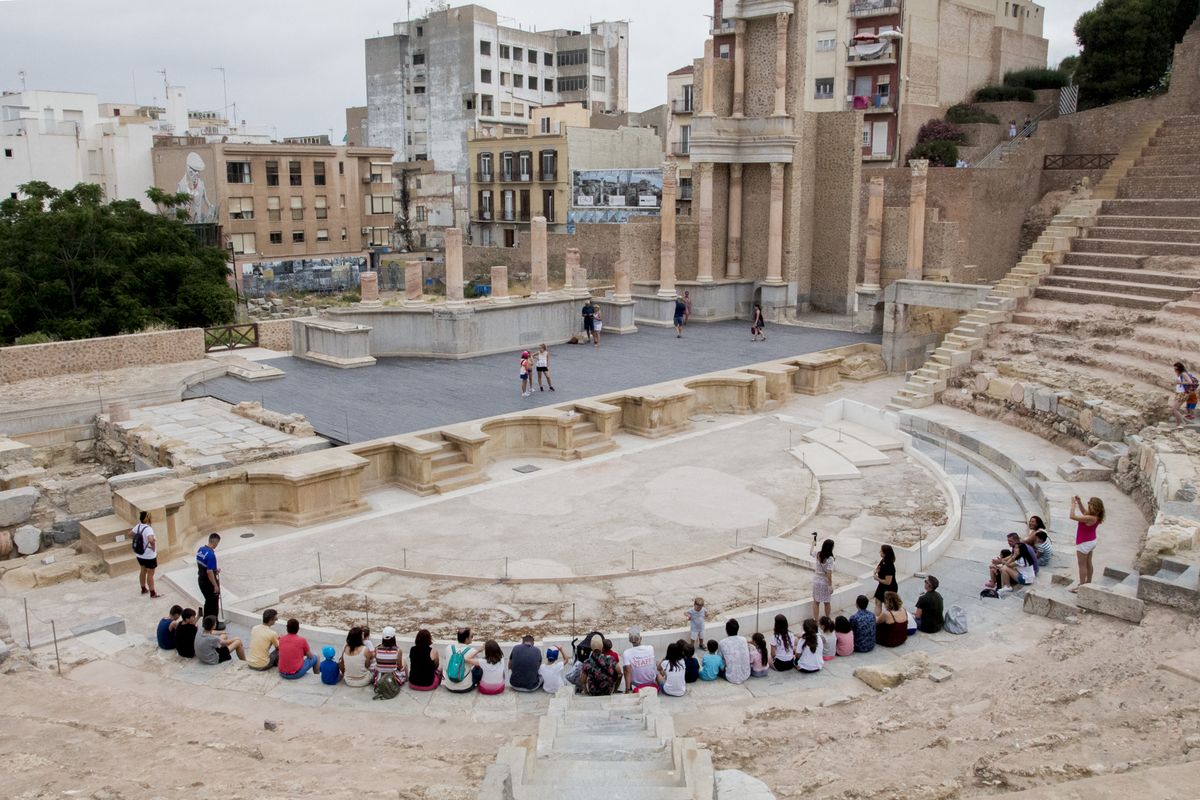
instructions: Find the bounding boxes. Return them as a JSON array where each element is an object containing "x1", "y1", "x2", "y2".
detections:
[
  {"x1": 627, "y1": 625, "x2": 641, "y2": 637},
  {"x1": 322, "y1": 645, "x2": 335, "y2": 659},
  {"x1": 382, "y1": 626, "x2": 396, "y2": 638},
  {"x1": 522, "y1": 350, "x2": 530, "y2": 357},
  {"x1": 546, "y1": 647, "x2": 559, "y2": 662}
]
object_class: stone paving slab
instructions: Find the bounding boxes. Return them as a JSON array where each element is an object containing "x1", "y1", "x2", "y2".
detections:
[
  {"x1": 802, "y1": 427, "x2": 890, "y2": 467},
  {"x1": 789, "y1": 442, "x2": 860, "y2": 480}
]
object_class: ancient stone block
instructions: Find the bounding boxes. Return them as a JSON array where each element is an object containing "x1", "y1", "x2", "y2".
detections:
[
  {"x1": 986, "y1": 377, "x2": 1015, "y2": 401},
  {"x1": 33, "y1": 560, "x2": 81, "y2": 587},
  {"x1": 1, "y1": 466, "x2": 46, "y2": 490},
  {"x1": 2, "y1": 567, "x2": 35, "y2": 591},
  {"x1": 108, "y1": 468, "x2": 177, "y2": 492},
  {"x1": 0, "y1": 487, "x2": 39, "y2": 527},
  {"x1": 1091, "y1": 415, "x2": 1123, "y2": 442},
  {"x1": 64, "y1": 474, "x2": 111, "y2": 515},
  {"x1": 0, "y1": 438, "x2": 33, "y2": 468},
  {"x1": 13, "y1": 525, "x2": 41, "y2": 556},
  {"x1": 1088, "y1": 441, "x2": 1130, "y2": 469},
  {"x1": 853, "y1": 653, "x2": 929, "y2": 691}
]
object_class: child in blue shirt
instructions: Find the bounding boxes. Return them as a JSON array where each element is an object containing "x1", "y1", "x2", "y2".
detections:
[
  {"x1": 319, "y1": 645, "x2": 340, "y2": 685},
  {"x1": 699, "y1": 640, "x2": 724, "y2": 681}
]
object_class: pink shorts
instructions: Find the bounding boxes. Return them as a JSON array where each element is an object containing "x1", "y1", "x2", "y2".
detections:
[{"x1": 479, "y1": 683, "x2": 505, "y2": 696}]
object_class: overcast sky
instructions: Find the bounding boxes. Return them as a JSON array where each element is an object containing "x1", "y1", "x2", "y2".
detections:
[{"x1": 0, "y1": 0, "x2": 1096, "y2": 139}]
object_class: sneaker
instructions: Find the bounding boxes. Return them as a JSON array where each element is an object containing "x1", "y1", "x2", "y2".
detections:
[
  {"x1": 150, "y1": 592, "x2": 164, "y2": 599},
  {"x1": 140, "y1": 586, "x2": 149, "y2": 595},
  {"x1": 984, "y1": 579, "x2": 996, "y2": 589},
  {"x1": 549, "y1": 386, "x2": 555, "y2": 391},
  {"x1": 540, "y1": 387, "x2": 544, "y2": 392},
  {"x1": 997, "y1": 587, "x2": 1013, "y2": 598}
]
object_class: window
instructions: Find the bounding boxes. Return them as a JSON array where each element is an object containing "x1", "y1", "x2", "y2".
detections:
[
  {"x1": 371, "y1": 227, "x2": 389, "y2": 247},
  {"x1": 229, "y1": 232, "x2": 256, "y2": 254},
  {"x1": 478, "y1": 151, "x2": 493, "y2": 180},
  {"x1": 481, "y1": 69, "x2": 492, "y2": 84},
  {"x1": 292, "y1": 230, "x2": 305, "y2": 244},
  {"x1": 226, "y1": 161, "x2": 251, "y2": 183},
  {"x1": 557, "y1": 49, "x2": 587, "y2": 66},
  {"x1": 528, "y1": 49, "x2": 537, "y2": 63},
  {"x1": 539, "y1": 149, "x2": 557, "y2": 180},
  {"x1": 719, "y1": 43, "x2": 731, "y2": 59},
  {"x1": 863, "y1": 122, "x2": 871, "y2": 147},
  {"x1": 877, "y1": 76, "x2": 891, "y2": 98},
  {"x1": 682, "y1": 84, "x2": 693, "y2": 112},
  {"x1": 513, "y1": 74, "x2": 523, "y2": 89},
  {"x1": 269, "y1": 231, "x2": 282, "y2": 245},
  {"x1": 228, "y1": 197, "x2": 254, "y2": 220},
  {"x1": 415, "y1": 205, "x2": 427, "y2": 222},
  {"x1": 370, "y1": 195, "x2": 394, "y2": 214},
  {"x1": 592, "y1": 49, "x2": 605, "y2": 67},
  {"x1": 500, "y1": 73, "x2": 508, "y2": 87},
  {"x1": 266, "y1": 160, "x2": 279, "y2": 186},
  {"x1": 519, "y1": 189, "x2": 530, "y2": 221},
  {"x1": 544, "y1": 78, "x2": 554, "y2": 92},
  {"x1": 413, "y1": 52, "x2": 425, "y2": 65},
  {"x1": 465, "y1": 97, "x2": 475, "y2": 110},
  {"x1": 501, "y1": 101, "x2": 512, "y2": 115},
  {"x1": 481, "y1": 95, "x2": 494, "y2": 115},
  {"x1": 317, "y1": 229, "x2": 329, "y2": 242},
  {"x1": 338, "y1": 161, "x2": 344, "y2": 175},
  {"x1": 313, "y1": 161, "x2": 326, "y2": 186},
  {"x1": 544, "y1": 52, "x2": 553, "y2": 66},
  {"x1": 267, "y1": 196, "x2": 281, "y2": 221},
  {"x1": 500, "y1": 44, "x2": 510, "y2": 59},
  {"x1": 518, "y1": 151, "x2": 532, "y2": 180},
  {"x1": 289, "y1": 160, "x2": 301, "y2": 186},
  {"x1": 816, "y1": 32, "x2": 836, "y2": 52},
  {"x1": 558, "y1": 76, "x2": 587, "y2": 92},
  {"x1": 501, "y1": 189, "x2": 515, "y2": 221},
  {"x1": 513, "y1": 47, "x2": 522, "y2": 61},
  {"x1": 540, "y1": 116, "x2": 551, "y2": 134},
  {"x1": 815, "y1": 78, "x2": 835, "y2": 99},
  {"x1": 500, "y1": 151, "x2": 514, "y2": 180},
  {"x1": 514, "y1": 103, "x2": 524, "y2": 116},
  {"x1": 3, "y1": 148, "x2": 12, "y2": 158},
  {"x1": 290, "y1": 196, "x2": 304, "y2": 220},
  {"x1": 370, "y1": 163, "x2": 391, "y2": 183},
  {"x1": 414, "y1": 85, "x2": 426, "y2": 94},
  {"x1": 416, "y1": 25, "x2": 422, "y2": 36},
  {"x1": 339, "y1": 193, "x2": 346, "y2": 208},
  {"x1": 542, "y1": 189, "x2": 555, "y2": 222},
  {"x1": 480, "y1": 40, "x2": 491, "y2": 56},
  {"x1": 315, "y1": 195, "x2": 328, "y2": 219},
  {"x1": 592, "y1": 76, "x2": 606, "y2": 92},
  {"x1": 341, "y1": 227, "x2": 348, "y2": 241},
  {"x1": 679, "y1": 177, "x2": 693, "y2": 201},
  {"x1": 478, "y1": 189, "x2": 493, "y2": 219}
]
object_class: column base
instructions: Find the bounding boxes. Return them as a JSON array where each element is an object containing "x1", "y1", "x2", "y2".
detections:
[
  {"x1": 656, "y1": 288, "x2": 679, "y2": 298},
  {"x1": 694, "y1": 276, "x2": 715, "y2": 284},
  {"x1": 490, "y1": 296, "x2": 513, "y2": 304},
  {"x1": 357, "y1": 300, "x2": 383, "y2": 308}
]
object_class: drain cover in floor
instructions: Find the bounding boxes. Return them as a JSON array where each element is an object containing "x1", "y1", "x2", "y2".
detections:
[
  {"x1": 240, "y1": 532, "x2": 256, "y2": 538},
  {"x1": 513, "y1": 464, "x2": 541, "y2": 474}
]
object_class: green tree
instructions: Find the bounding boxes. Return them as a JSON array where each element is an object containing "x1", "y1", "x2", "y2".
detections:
[
  {"x1": 1058, "y1": 54, "x2": 1079, "y2": 79},
  {"x1": 0, "y1": 181, "x2": 235, "y2": 344},
  {"x1": 1074, "y1": 0, "x2": 1199, "y2": 108}
]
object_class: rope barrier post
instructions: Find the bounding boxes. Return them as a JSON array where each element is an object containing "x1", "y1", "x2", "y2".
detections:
[
  {"x1": 572, "y1": 603, "x2": 576, "y2": 642},
  {"x1": 403, "y1": 548, "x2": 407, "y2": 570},
  {"x1": 735, "y1": 529, "x2": 739, "y2": 548},
  {"x1": 765, "y1": 518, "x2": 770, "y2": 537},
  {"x1": 24, "y1": 597, "x2": 31, "y2": 649},
  {"x1": 365, "y1": 593, "x2": 369, "y2": 628},
  {"x1": 505, "y1": 557, "x2": 509, "y2": 579},
  {"x1": 631, "y1": 550, "x2": 635, "y2": 571},
  {"x1": 317, "y1": 551, "x2": 323, "y2": 584},
  {"x1": 755, "y1": 582, "x2": 761, "y2": 635},
  {"x1": 51, "y1": 620, "x2": 61, "y2": 674}
]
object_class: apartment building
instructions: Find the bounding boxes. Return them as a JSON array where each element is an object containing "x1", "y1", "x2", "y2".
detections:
[
  {"x1": 467, "y1": 103, "x2": 661, "y2": 247},
  {"x1": 365, "y1": 3, "x2": 629, "y2": 217},
  {"x1": 709, "y1": 0, "x2": 1046, "y2": 164},
  {"x1": 1, "y1": 90, "x2": 155, "y2": 209},
  {"x1": 150, "y1": 139, "x2": 395, "y2": 272}
]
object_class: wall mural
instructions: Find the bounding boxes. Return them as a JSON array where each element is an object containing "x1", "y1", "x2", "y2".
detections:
[
  {"x1": 177, "y1": 152, "x2": 218, "y2": 223},
  {"x1": 240, "y1": 255, "x2": 368, "y2": 297},
  {"x1": 569, "y1": 168, "x2": 663, "y2": 225}
]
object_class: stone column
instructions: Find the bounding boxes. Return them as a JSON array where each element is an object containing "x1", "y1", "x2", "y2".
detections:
[
  {"x1": 773, "y1": 12, "x2": 790, "y2": 117},
  {"x1": 699, "y1": 39, "x2": 715, "y2": 117},
  {"x1": 530, "y1": 216, "x2": 549, "y2": 295},
  {"x1": 657, "y1": 161, "x2": 678, "y2": 297},
  {"x1": 863, "y1": 176, "x2": 884, "y2": 289},
  {"x1": 565, "y1": 247, "x2": 589, "y2": 298},
  {"x1": 906, "y1": 160, "x2": 928, "y2": 281},
  {"x1": 359, "y1": 270, "x2": 380, "y2": 306},
  {"x1": 765, "y1": 162, "x2": 786, "y2": 285},
  {"x1": 732, "y1": 21, "x2": 747, "y2": 118},
  {"x1": 404, "y1": 261, "x2": 424, "y2": 306},
  {"x1": 696, "y1": 162, "x2": 715, "y2": 284},
  {"x1": 444, "y1": 227, "x2": 465, "y2": 304},
  {"x1": 614, "y1": 261, "x2": 632, "y2": 302},
  {"x1": 490, "y1": 265, "x2": 510, "y2": 303},
  {"x1": 726, "y1": 163, "x2": 743, "y2": 279}
]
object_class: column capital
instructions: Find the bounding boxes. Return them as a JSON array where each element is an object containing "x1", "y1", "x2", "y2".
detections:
[
  {"x1": 910, "y1": 159, "x2": 930, "y2": 179},
  {"x1": 730, "y1": 162, "x2": 743, "y2": 178},
  {"x1": 769, "y1": 161, "x2": 785, "y2": 180}
]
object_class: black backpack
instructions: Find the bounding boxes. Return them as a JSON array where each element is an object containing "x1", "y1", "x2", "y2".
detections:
[
  {"x1": 574, "y1": 630, "x2": 603, "y2": 663},
  {"x1": 131, "y1": 524, "x2": 147, "y2": 556}
]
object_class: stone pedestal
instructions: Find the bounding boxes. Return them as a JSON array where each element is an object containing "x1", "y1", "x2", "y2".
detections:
[
  {"x1": 906, "y1": 160, "x2": 928, "y2": 281},
  {"x1": 490, "y1": 265, "x2": 511, "y2": 304},
  {"x1": 292, "y1": 318, "x2": 376, "y2": 369},
  {"x1": 855, "y1": 286, "x2": 884, "y2": 334},
  {"x1": 358, "y1": 271, "x2": 381, "y2": 307},
  {"x1": 658, "y1": 162, "x2": 678, "y2": 298},
  {"x1": 565, "y1": 248, "x2": 590, "y2": 298},
  {"x1": 614, "y1": 262, "x2": 633, "y2": 302},
  {"x1": 757, "y1": 282, "x2": 791, "y2": 319},
  {"x1": 531, "y1": 216, "x2": 549, "y2": 295},
  {"x1": 595, "y1": 298, "x2": 637, "y2": 334},
  {"x1": 791, "y1": 352, "x2": 844, "y2": 396},
  {"x1": 445, "y1": 228, "x2": 465, "y2": 305},
  {"x1": 696, "y1": 162, "x2": 714, "y2": 283},
  {"x1": 404, "y1": 262, "x2": 424, "y2": 306}
]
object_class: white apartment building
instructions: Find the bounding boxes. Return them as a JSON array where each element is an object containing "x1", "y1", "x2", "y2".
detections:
[
  {"x1": 365, "y1": 3, "x2": 630, "y2": 219},
  {"x1": 1, "y1": 90, "x2": 156, "y2": 209}
]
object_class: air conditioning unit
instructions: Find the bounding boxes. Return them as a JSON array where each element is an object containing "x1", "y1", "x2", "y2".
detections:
[{"x1": 361, "y1": 227, "x2": 371, "y2": 234}]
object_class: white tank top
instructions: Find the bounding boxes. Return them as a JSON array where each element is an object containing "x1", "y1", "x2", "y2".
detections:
[{"x1": 536, "y1": 352, "x2": 548, "y2": 368}]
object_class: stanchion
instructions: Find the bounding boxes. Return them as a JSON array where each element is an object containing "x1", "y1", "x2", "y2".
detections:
[
  {"x1": 403, "y1": 548, "x2": 407, "y2": 569},
  {"x1": 504, "y1": 557, "x2": 509, "y2": 579},
  {"x1": 24, "y1": 597, "x2": 31, "y2": 649},
  {"x1": 51, "y1": 620, "x2": 61, "y2": 674},
  {"x1": 631, "y1": 550, "x2": 636, "y2": 571},
  {"x1": 755, "y1": 582, "x2": 761, "y2": 634},
  {"x1": 572, "y1": 603, "x2": 576, "y2": 642},
  {"x1": 735, "y1": 529, "x2": 739, "y2": 548},
  {"x1": 765, "y1": 518, "x2": 771, "y2": 537},
  {"x1": 317, "y1": 552, "x2": 323, "y2": 584}
]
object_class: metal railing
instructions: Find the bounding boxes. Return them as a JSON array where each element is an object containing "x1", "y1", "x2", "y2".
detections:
[
  {"x1": 847, "y1": 43, "x2": 897, "y2": 62},
  {"x1": 670, "y1": 140, "x2": 690, "y2": 156},
  {"x1": 672, "y1": 98, "x2": 694, "y2": 114},
  {"x1": 973, "y1": 103, "x2": 1056, "y2": 168},
  {"x1": 849, "y1": 0, "x2": 901, "y2": 17},
  {"x1": 204, "y1": 323, "x2": 259, "y2": 352},
  {"x1": 1043, "y1": 153, "x2": 1116, "y2": 170}
]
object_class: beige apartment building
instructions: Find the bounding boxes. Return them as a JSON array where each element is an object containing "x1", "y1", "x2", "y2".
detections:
[
  {"x1": 665, "y1": 65, "x2": 695, "y2": 213},
  {"x1": 151, "y1": 140, "x2": 396, "y2": 271}
]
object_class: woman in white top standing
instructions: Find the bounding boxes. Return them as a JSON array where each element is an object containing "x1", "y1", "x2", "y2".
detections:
[
  {"x1": 810, "y1": 535, "x2": 835, "y2": 622},
  {"x1": 535, "y1": 343, "x2": 555, "y2": 392},
  {"x1": 134, "y1": 511, "x2": 163, "y2": 598}
]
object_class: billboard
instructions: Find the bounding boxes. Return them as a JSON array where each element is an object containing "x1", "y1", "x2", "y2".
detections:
[{"x1": 570, "y1": 168, "x2": 663, "y2": 224}]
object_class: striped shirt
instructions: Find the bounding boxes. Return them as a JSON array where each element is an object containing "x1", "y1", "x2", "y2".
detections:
[{"x1": 374, "y1": 646, "x2": 401, "y2": 679}]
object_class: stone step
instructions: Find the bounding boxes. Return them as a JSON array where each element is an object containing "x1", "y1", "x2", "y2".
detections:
[
  {"x1": 931, "y1": 346, "x2": 974, "y2": 367},
  {"x1": 1128, "y1": 163, "x2": 1200, "y2": 178},
  {"x1": 1062, "y1": 251, "x2": 1145, "y2": 269},
  {"x1": 912, "y1": 370, "x2": 947, "y2": 392},
  {"x1": 1137, "y1": 558, "x2": 1200, "y2": 613},
  {"x1": 1052, "y1": 263, "x2": 1200, "y2": 288},
  {"x1": 788, "y1": 441, "x2": 861, "y2": 480},
  {"x1": 1139, "y1": 143, "x2": 1200, "y2": 157},
  {"x1": 433, "y1": 471, "x2": 488, "y2": 494},
  {"x1": 801, "y1": 427, "x2": 890, "y2": 467},
  {"x1": 1040, "y1": 275, "x2": 1195, "y2": 300},
  {"x1": 1086, "y1": 226, "x2": 1200, "y2": 243},
  {"x1": 1135, "y1": 153, "x2": 1200, "y2": 169},
  {"x1": 1100, "y1": 199, "x2": 1200, "y2": 217},
  {"x1": 526, "y1": 759, "x2": 682, "y2": 787},
  {"x1": 1076, "y1": 567, "x2": 1145, "y2": 623},
  {"x1": 1147, "y1": 134, "x2": 1200, "y2": 149},
  {"x1": 1118, "y1": 177, "x2": 1200, "y2": 200},
  {"x1": 432, "y1": 449, "x2": 468, "y2": 469},
  {"x1": 1072, "y1": 238, "x2": 1200, "y2": 257},
  {"x1": 1094, "y1": 215, "x2": 1200, "y2": 231},
  {"x1": 1032, "y1": 285, "x2": 1168, "y2": 310},
  {"x1": 1166, "y1": 301, "x2": 1200, "y2": 318},
  {"x1": 549, "y1": 733, "x2": 667, "y2": 756},
  {"x1": 574, "y1": 440, "x2": 618, "y2": 460},
  {"x1": 79, "y1": 514, "x2": 133, "y2": 550},
  {"x1": 553, "y1": 717, "x2": 650, "y2": 735},
  {"x1": 1132, "y1": 325, "x2": 1200, "y2": 351},
  {"x1": 825, "y1": 420, "x2": 905, "y2": 451},
  {"x1": 515, "y1": 787, "x2": 693, "y2": 800},
  {"x1": 1056, "y1": 455, "x2": 1113, "y2": 482}
]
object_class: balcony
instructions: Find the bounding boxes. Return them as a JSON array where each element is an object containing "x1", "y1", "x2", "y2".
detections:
[
  {"x1": 540, "y1": 171, "x2": 557, "y2": 182},
  {"x1": 477, "y1": 171, "x2": 493, "y2": 183},
  {"x1": 500, "y1": 209, "x2": 515, "y2": 222},
  {"x1": 672, "y1": 98, "x2": 694, "y2": 114},
  {"x1": 849, "y1": 0, "x2": 901, "y2": 18},
  {"x1": 847, "y1": 95, "x2": 894, "y2": 113},
  {"x1": 670, "y1": 141, "x2": 691, "y2": 156},
  {"x1": 847, "y1": 42, "x2": 896, "y2": 64},
  {"x1": 710, "y1": 18, "x2": 734, "y2": 35},
  {"x1": 500, "y1": 171, "x2": 515, "y2": 182},
  {"x1": 477, "y1": 210, "x2": 493, "y2": 221}
]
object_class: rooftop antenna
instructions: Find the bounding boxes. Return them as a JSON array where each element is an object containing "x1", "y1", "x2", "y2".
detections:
[
  {"x1": 213, "y1": 66, "x2": 229, "y2": 119},
  {"x1": 18, "y1": 70, "x2": 26, "y2": 91}
]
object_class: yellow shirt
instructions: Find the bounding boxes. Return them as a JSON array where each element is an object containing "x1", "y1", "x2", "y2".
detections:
[{"x1": 247, "y1": 624, "x2": 279, "y2": 668}]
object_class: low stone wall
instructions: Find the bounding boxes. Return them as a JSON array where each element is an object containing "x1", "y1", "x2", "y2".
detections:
[
  {"x1": 0, "y1": 328, "x2": 206, "y2": 384},
  {"x1": 256, "y1": 318, "x2": 305, "y2": 352}
]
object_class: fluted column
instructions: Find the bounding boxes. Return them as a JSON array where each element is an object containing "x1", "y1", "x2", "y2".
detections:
[
  {"x1": 725, "y1": 163, "x2": 743, "y2": 279},
  {"x1": 732, "y1": 21, "x2": 747, "y2": 118},
  {"x1": 657, "y1": 161, "x2": 678, "y2": 297},
  {"x1": 444, "y1": 228, "x2": 465, "y2": 304},
  {"x1": 696, "y1": 162, "x2": 715, "y2": 284},
  {"x1": 906, "y1": 160, "x2": 929, "y2": 281},
  {"x1": 700, "y1": 39, "x2": 715, "y2": 117},
  {"x1": 773, "y1": 12, "x2": 790, "y2": 117},
  {"x1": 765, "y1": 162, "x2": 785, "y2": 285},
  {"x1": 863, "y1": 176, "x2": 884, "y2": 289}
]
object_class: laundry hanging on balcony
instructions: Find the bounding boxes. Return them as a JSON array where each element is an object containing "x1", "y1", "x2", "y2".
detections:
[{"x1": 850, "y1": 41, "x2": 890, "y2": 60}]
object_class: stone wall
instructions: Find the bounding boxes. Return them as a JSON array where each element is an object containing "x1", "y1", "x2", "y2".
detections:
[
  {"x1": 256, "y1": 318, "x2": 303, "y2": 352},
  {"x1": 0, "y1": 328, "x2": 206, "y2": 384},
  {"x1": 810, "y1": 111, "x2": 863, "y2": 313},
  {"x1": 1041, "y1": 94, "x2": 1179, "y2": 156}
]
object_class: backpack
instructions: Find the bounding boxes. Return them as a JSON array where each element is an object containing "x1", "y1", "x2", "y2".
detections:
[
  {"x1": 131, "y1": 524, "x2": 147, "y2": 556},
  {"x1": 447, "y1": 644, "x2": 469, "y2": 683},
  {"x1": 979, "y1": 588, "x2": 999, "y2": 599},
  {"x1": 574, "y1": 631, "x2": 602, "y2": 663},
  {"x1": 943, "y1": 605, "x2": 969, "y2": 634},
  {"x1": 373, "y1": 672, "x2": 401, "y2": 700},
  {"x1": 1185, "y1": 373, "x2": 1199, "y2": 392}
]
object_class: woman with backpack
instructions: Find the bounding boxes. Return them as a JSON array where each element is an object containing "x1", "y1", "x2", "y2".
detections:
[
  {"x1": 443, "y1": 628, "x2": 482, "y2": 692},
  {"x1": 133, "y1": 511, "x2": 163, "y2": 598},
  {"x1": 1171, "y1": 362, "x2": 1198, "y2": 425}
]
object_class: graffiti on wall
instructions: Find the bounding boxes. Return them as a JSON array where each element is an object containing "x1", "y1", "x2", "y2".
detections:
[
  {"x1": 240, "y1": 255, "x2": 368, "y2": 297},
  {"x1": 570, "y1": 168, "x2": 662, "y2": 224}
]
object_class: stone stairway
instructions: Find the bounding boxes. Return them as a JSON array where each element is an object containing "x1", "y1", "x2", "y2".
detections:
[
  {"x1": 477, "y1": 687, "x2": 773, "y2": 800},
  {"x1": 428, "y1": 436, "x2": 487, "y2": 494},
  {"x1": 886, "y1": 114, "x2": 1200, "y2": 411}
]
